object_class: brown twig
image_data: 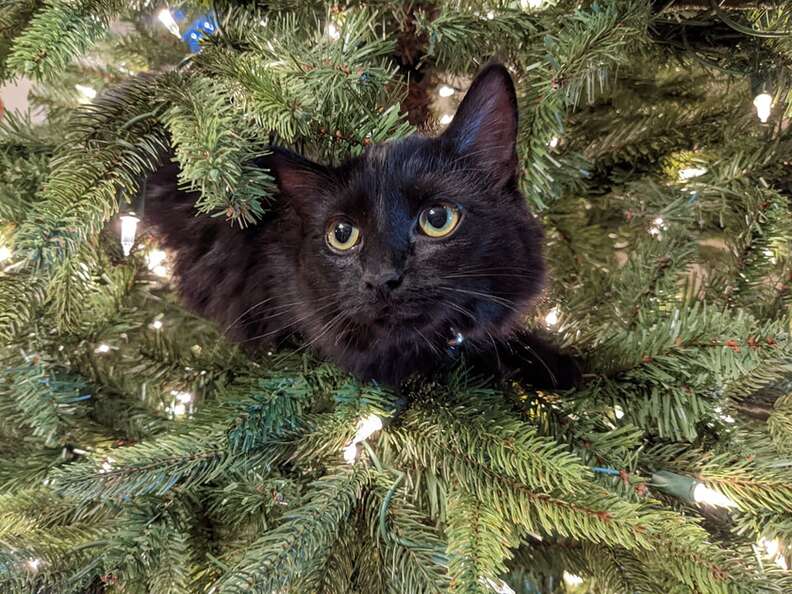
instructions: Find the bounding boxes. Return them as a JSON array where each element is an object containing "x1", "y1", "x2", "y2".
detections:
[{"x1": 659, "y1": 0, "x2": 782, "y2": 11}]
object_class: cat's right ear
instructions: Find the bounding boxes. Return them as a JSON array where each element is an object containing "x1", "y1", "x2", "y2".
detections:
[
  {"x1": 440, "y1": 63, "x2": 518, "y2": 187},
  {"x1": 260, "y1": 147, "x2": 330, "y2": 215}
]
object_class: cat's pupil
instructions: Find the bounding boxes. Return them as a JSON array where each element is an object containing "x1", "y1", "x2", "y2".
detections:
[
  {"x1": 334, "y1": 223, "x2": 353, "y2": 244},
  {"x1": 426, "y1": 207, "x2": 448, "y2": 228}
]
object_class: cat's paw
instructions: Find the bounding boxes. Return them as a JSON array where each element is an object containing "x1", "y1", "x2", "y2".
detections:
[
  {"x1": 510, "y1": 346, "x2": 582, "y2": 391},
  {"x1": 547, "y1": 352, "x2": 582, "y2": 391},
  {"x1": 464, "y1": 331, "x2": 583, "y2": 392}
]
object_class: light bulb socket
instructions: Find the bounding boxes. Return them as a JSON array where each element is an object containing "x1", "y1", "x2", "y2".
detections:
[{"x1": 650, "y1": 471, "x2": 696, "y2": 502}]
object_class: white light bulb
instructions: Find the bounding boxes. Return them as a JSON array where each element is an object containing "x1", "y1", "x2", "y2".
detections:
[
  {"x1": 158, "y1": 9, "x2": 181, "y2": 38},
  {"x1": 0, "y1": 246, "x2": 11, "y2": 262},
  {"x1": 521, "y1": 0, "x2": 545, "y2": 8},
  {"x1": 342, "y1": 414, "x2": 384, "y2": 464},
  {"x1": 481, "y1": 577, "x2": 515, "y2": 594},
  {"x1": 548, "y1": 136, "x2": 559, "y2": 149},
  {"x1": 94, "y1": 343, "x2": 110, "y2": 354},
  {"x1": 355, "y1": 414, "x2": 383, "y2": 440},
  {"x1": 147, "y1": 250, "x2": 165, "y2": 267},
  {"x1": 146, "y1": 249, "x2": 167, "y2": 272},
  {"x1": 119, "y1": 215, "x2": 140, "y2": 257},
  {"x1": 693, "y1": 483, "x2": 737, "y2": 508},
  {"x1": 172, "y1": 390, "x2": 193, "y2": 403},
  {"x1": 99, "y1": 457, "x2": 115, "y2": 473},
  {"x1": 760, "y1": 538, "x2": 789, "y2": 570},
  {"x1": 678, "y1": 167, "x2": 707, "y2": 180},
  {"x1": 440, "y1": 113, "x2": 454, "y2": 125},
  {"x1": 343, "y1": 443, "x2": 358, "y2": 464},
  {"x1": 648, "y1": 216, "x2": 667, "y2": 238},
  {"x1": 763, "y1": 538, "x2": 780, "y2": 558},
  {"x1": 544, "y1": 307, "x2": 559, "y2": 326},
  {"x1": 327, "y1": 22, "x2": 341, "y2": 40},
  {"x1": 754, "y1": 92, "x2": 772, "y2": 123},
  {"x1": 172, "y1": 402, "x2": 187, "y2": 417},
  {"x1": 27, "y1": 559, "x2": 41, "y2": 572},
  {"x1": 485, "y1": 10, "x2": 495, "y2": 20},
  {"x1": 74, "y1": 84, "x2": 97, "y2": 103},
  {"x1": 151, "y1": 319, "x2": 163, "y2": 330},
  {"x1": 614, "y1": 404, "x2": 624, "y2": 419},
  {"x1": 563, "y1": 572, "x2": 584, "y2": 587},
  {"x1": 438, "y1": 84, "x2": 455, "y2": 97}
]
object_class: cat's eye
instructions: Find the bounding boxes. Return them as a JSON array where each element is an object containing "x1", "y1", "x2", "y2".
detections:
[
  {"x1": 326, "y1": 220, "x2": 361, "y2": 252},
  {"x1": 418, "y1": 204, "x2": 461, "y2": 238}
]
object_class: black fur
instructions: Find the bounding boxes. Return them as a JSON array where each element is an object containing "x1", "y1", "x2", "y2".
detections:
[{"x1": 143, "y1": 64, "x2": 578, "y2": 388}]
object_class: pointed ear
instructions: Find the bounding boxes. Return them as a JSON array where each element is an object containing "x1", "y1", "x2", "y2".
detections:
[
  {"x1": 260, "y1": 147, "x2": 330, "y2": 215},
  {"x1": 441, "y1": 63, "x2": 519, "y2": 185}
]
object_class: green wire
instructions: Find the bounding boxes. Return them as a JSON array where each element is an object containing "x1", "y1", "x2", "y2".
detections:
[{"x1": 710, "y1": 0, "x2": 792, "y2": 38}]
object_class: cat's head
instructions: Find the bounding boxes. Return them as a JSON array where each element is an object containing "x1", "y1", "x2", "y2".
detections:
[{"x1": 268, "y1": 64, "x2": 545, "y2": 382}]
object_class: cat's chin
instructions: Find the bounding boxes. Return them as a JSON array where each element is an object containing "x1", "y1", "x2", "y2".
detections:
[
  {"x1": 370, "y1": 313, "x2": 424, "y2": 332},
  {"x1": 308, "y1": 304, "x2": 537, "y2": 385}
]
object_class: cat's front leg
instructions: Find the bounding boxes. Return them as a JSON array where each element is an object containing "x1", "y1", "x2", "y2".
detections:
[{"x1": 465, "y1": 330, "x2": 581, "y2": 391}]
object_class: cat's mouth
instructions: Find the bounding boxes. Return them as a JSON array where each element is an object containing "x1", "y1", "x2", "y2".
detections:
[
  {"x1": 362, "y1": 303, "x2": 427, "y2": 333},
  {"x1": 370, "y1": 311, "x2": 422, "y2": 328}
]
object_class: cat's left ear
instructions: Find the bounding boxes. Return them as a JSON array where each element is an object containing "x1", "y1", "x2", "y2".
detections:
[
  {"x1": 260, "y1": 147, "x2": 331, "y2": 216},
  {"x1": 441, "y1": 63, "x2": 518, "y2": 185}
]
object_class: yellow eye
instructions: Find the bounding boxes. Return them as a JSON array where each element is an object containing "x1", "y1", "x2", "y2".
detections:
[
  {"x1": 326, "y1": 220, "x2": 361, "y2": 252},
  {"x1": 419, "y1": 204, "x2": 461, "y2": 238}
]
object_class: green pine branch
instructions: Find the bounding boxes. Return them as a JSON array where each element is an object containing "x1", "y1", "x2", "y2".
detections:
[
  {"x1": 161, "y1": 74, "x2": 275, "y2": 226},
  {"x1": 0, "y1": 354, "x2": 93, "y2": 447},
  {"x1": 365, "y1": 471, "x2": 449, "y2": 594},
  {"x1": 211, "y1": 467, "x2": 371, "y2": 594},
  {"x1": 446, "y1": 489, "x2": 514, "y2": 594},
  {"x1": 6, "y1": 0, "x2": 130, "y2": 80},
  {"x1": 768, "y1": 392, "x2": 792, "y2": 453},
  {"x1": 388, "y1": 388, "x2": 592, "y2": 495}
]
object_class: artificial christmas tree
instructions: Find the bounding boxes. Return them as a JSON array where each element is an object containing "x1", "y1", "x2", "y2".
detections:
[{"x1": 1, "y1": 1, "x2": 792, "y2": 593}]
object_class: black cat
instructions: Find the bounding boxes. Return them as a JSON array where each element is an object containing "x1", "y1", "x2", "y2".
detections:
[{"x1": 143, "y1": 64, "x2": 578, "y2": 388}]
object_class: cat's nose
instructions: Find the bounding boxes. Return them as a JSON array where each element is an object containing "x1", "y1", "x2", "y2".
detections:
[{"x1": 363, "y1": 269, "x2": 403, "y2": 293}]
